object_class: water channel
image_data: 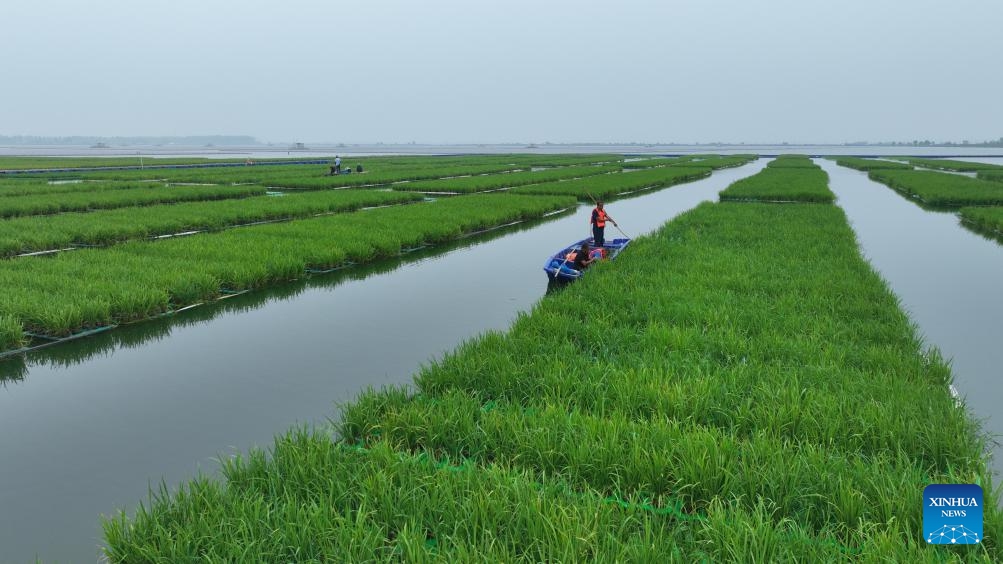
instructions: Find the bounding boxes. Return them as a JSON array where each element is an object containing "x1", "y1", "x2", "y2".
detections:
[{"x1": 0, "y1": 159, "x2": 766, "y2": 562}]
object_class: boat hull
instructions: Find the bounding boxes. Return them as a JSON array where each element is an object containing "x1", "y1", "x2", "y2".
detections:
[{"x1": 543, "y1": 237, "x2": 630, "y2": 281}]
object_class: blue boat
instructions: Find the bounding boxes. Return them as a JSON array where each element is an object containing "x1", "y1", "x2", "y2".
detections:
[{"x1": 543, "y1": 237, "x2": 630, "y2": 281}]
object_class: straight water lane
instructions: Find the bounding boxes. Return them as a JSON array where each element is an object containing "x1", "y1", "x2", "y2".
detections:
[
  {"x1": 0, "y1": 159, "x2": 767, "y2": 562},
  {"x1": 821, "y1": 159, "x2": 1003, "y2": 482}
]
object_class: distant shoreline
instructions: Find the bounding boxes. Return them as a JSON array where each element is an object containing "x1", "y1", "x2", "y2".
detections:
[{"x1": 2, "y1": 143, "x2": 1003, "y2": 160}]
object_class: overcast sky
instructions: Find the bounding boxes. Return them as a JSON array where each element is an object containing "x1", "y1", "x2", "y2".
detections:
[{"x1": 5, "y1": 0, "x2": 1002, "y2": 144}]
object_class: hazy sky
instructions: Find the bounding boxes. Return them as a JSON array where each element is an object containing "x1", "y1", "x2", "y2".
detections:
[{"x1": 5, "y1": 0, "x2": 1002, "y2": 144}]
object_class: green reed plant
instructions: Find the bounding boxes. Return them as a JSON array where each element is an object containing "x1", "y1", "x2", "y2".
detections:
[
  {"x1": 622, "y1": 156, "x2": 688, "y2": 168},
  {"x1": 102, "y1": 200, "x2": 1001, "y2": 561},
  {"x1": 673, "y1": 155, "x2": 757, "y2": 169},
  {"x1": 0, "y1": 189, "x2": 425, "y2": 256},
  {"x1": 719, "y1": 159, "x2": 834, "y2": 202},
  {"x1": 0, "y1": 179, "x2": 221, "y2": 198},
  {"x1": 833, "y1": 157, "x2": 913, "y2": 171},
  {"x1": 0, "y1": 194, "x2": 574, "y2": 340},
  {"x1": 35, "y1": 163, "x2": 318, "y2": 184},
  {"x1": 0, "y1": 314, "x2": 26, "y2": 351},
  {"x1": 0, "y1": 156, "x2": 251, "y2": 170},
  {"x1": 339, "y1": 201, "x2": 1000, "y2": 557},
  {"x1": 959, "y1": 207, "x2": 1003, "y2": 237},
  {"x1": 510, "y1": 167, "x2": 710, "y2": 199},
  {"x1": 869, "y1": 170, "x2": 1003, "y2": 207},
  {"x1": 903, "y1": 158, "x2": 1003, "y2": 172},
  {"x1": 264, "y1": 163, "x2": 531, "y2": 190},
  {"x1": 103, "y1": 430, "x2": 967, "y2": 562},
  {"x1": 977, "y1": 170, "x2": 1003, "y2": 183},
  {"x1": 764, "y1": 154, "x2": 816, "y2": 168},
  {"x1": 391, "y1": 164, "x2": 620, "y2": 193},
  {"x1": 0, "y1": 184, "x2": 266, "y2": 219}
]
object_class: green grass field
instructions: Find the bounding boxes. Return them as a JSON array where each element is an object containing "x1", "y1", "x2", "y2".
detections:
[{"x1": 102, "y1": 199, "x2": 1002, "y2": 561}]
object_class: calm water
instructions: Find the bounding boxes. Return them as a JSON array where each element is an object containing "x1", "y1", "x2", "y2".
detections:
[
  {"x1": 0, "y1": 160, "x2": 767, "y2": 562},
  {"x1": 820, "y1": 159, "x2": 1003, "y2": 482}
]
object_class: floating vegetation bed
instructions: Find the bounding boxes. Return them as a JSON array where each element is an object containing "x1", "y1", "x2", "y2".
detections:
[
  {"x1": 0, "y1": 183, "x2": 266, "y2": 219},
  {"x1": 959, "y1": 206, "x2": 1003, "y2": 240},
  {"x1": 902, "y1": 158, "x2": 1003, "y2": 173},
  {"x1": 763, "y1": 154, "x2": 819, "y2": 168},
  {"x1": 869, "y1": 169, "x2": 1003, "y2": 207},
  {"x1": 263, "y1": 163, "x2": 534, "y2": 191},
  {"x1": 509, "y1": 166, "x2": 711, "y2": 199},
  {"x1": 0, "y1": 189, "x2": 426, "y2": 257},
  {"x1": 621, "y1": 156, "x2": 691, "y2": 168},
  {"x1": 978, "y1": 170, "x2": 1003, "y2": 183},
  {"x1": 833, "y1": 157, "x2": 914, "y2": 171},
  {"x1": 0, "y1": 194, "x2": 574, "y2": 352},
  {"x1": 102, "y1": 201, "x2": 1001, "y2": 561},
  {"x1": 670, "y1": 154, "x2": 756, "y2": 170},
  {"x1": 719, "y1": 156, "x2": 834, "y2": 203},
  {"x1": 0, "y1": 156, "x2": 266, "y2": 171},
  {"x1": 390, "y1": 163, "x2": 621, "y2": 193}
]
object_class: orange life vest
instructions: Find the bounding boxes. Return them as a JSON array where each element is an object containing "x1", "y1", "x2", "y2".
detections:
[
  {"x1": 593, "y1": 208, "x2": 608, "y2": 228},
  {"x1": 565, "y1": 251, "x2": 578, "y2": 261}
]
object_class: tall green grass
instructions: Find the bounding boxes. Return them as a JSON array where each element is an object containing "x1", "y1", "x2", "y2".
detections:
[
  {"x1": 0, "y1": 156, "x2": 260, "y2": 170},
  {"x1": 0, "y1": 314, "x2": 26, "y2": 351},
  {"x1": 623, "y1": 156, "x2": 690, "y2": 168},
  {"x1": 764, "y1": 154, "x2": 818, "y2": 168},
  {"x1": 978, "y1": 170, "x2": 1003, "y2": 183},
  {"x1": 0, "y1": 179, "x2": 154, "y2": 198},
  {"x1": 102, "y1": 432, "x2": 966, "y2": 562},
  {"x1": 959, "y1": 207, "x2": 1003, "y2": 238},
  {"x1": 390, "y1": 164, "x2": 620, "y2": 193},
  {"x1": 869, "y1": 170, "x2": 1003, "y2": 207},
  {"x1": 675, "y1": 155, "x2": 757, "y2": 169},
  {"x1": 0, "y1": 194, "x2": 574, "y2": 341},
  {"x1": 0, "y1": 183, "x2": 266, "y2": 219},
  {"x1": 262, "y1": 163, "x2": 538, "y2": 190},
  {"x1": 903, "y1": 158, "x2": 1003, "y2": 173},
  {"x1": 510, "y1": 167, "x2": 710, "y2": 199},
  {"x1": 719, "y1": 158, "x2": 834, "y2": 202},
  {"x1": 103, "y1": 201, "x2": 1001, "y2": 561},
  {"x1": 34, "y1": 163, "x2": 325, "y2": 184},
  {"x1": 834, "y1": 157, "x2": 914, "y2": 171},
  {"x1": 0, "y1": 189, "x2": 426, "y2": 256}
]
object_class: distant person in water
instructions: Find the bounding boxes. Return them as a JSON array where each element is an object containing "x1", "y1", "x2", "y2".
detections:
[{"x1": 590, "y1": 200, "x2": 617, "y2": 247}]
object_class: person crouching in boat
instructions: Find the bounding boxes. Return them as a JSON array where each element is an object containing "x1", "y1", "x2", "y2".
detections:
[{"x1": 573, "y1": 242, "x2": 597, "y2": 271}]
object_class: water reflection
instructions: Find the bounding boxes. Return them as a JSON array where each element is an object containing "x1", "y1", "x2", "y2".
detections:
[{"x1": 959, "y1": 217, "x2": 1003, "y2": 246}]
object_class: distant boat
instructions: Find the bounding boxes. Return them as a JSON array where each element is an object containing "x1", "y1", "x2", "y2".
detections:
[
  {"x1": 543, "y1": 237, "x2": 630, "y2": 281},
  {"x1": 90, "y1": 142, "x2": 110, "y2": 149}
]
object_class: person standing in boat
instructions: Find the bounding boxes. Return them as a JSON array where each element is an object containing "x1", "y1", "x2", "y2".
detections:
[{"x1": 590, "y1": 200, "x2": 617, "y2": 247}]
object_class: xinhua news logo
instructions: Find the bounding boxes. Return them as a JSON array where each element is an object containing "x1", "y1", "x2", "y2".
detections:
[{"x1": 923, "y1": 484, "x2": 983, "y2": 545}]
